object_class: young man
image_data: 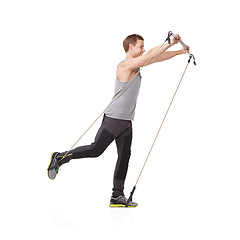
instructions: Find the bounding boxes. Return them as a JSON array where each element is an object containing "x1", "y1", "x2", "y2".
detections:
[{"x1": 48, "y1": 34, "x2": 189, "y2": 207}]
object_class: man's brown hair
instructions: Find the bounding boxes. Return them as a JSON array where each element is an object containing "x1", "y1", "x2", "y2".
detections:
[{"x1": 123, "y1": 34, "x2": 144, "y2": 53}]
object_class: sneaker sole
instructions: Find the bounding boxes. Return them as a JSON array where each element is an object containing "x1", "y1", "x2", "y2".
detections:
[
  {"x1": 47, "y1": 152, "x2": 57, "y2": 180},
  {"x1": 109, "y1": 204, "x2": 138, "y2": 208}
]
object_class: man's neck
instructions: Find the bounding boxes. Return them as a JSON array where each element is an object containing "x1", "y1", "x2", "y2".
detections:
[{"x1": 126, "y1": 52, "x2": 135, "y2": 60}]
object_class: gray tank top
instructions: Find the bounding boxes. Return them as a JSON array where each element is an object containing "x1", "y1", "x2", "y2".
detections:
[{"x1": 105, "y1": 60, "x2": 142, "y2": 121}]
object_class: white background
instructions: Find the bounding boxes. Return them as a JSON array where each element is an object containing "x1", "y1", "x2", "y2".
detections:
[{"x1": 1, "y1": 0, "x2": 239, "y2": 239}]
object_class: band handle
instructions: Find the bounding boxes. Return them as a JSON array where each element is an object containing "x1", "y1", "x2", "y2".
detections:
[{"x1": 168, "y1": 31, "x2": 196, "y2": 65}]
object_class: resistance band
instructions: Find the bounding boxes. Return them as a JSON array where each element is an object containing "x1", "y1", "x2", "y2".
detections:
[{"x1": 126, "y1": 32, "x2": 196, "y2": 206}]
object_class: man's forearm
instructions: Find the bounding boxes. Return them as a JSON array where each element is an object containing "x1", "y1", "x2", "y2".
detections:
[
  {"x1": 144, "y1": 43, "x2": 173, "y2": 65},
  {"x1": 147, "y1": 43, "x2": 172, "y2": 59},
  {"x1": 147, "y1": 34, "x2": 184, "y2": 63},
  {"x1": 157, "y1": 50, "x2": 182, "y2": 62}
]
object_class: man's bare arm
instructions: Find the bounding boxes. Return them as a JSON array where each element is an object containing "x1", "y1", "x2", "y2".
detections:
[
  {"x1": 120, "y1": 43, "x2": 172, "y2": 71},
  {"x1": 158, "y1": 47, "x2": 190, "y2": 62},
  {"x1": 117, "y1": 35, "x2": 188, "y2": 82}
]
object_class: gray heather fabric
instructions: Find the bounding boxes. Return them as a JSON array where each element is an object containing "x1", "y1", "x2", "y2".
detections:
[{"x1": 105, "y1": 60, "x2": 142, "y2": 121}]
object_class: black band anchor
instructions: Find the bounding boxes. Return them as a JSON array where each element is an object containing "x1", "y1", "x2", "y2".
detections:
[{"x1": 126, "y1": 186, "x2": 136, "y2": 207}]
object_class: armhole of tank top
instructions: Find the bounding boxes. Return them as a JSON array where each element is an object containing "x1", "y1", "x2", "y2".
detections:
[
  {"x1": 116, "y1": 76, "x2": 127, "y2": 86},
  {"x1": 116, "y1": 68, "x2": 140, "y2": 84},
  {"x1": 116, "y1": 59, "x2": 128, "y2": 85}
]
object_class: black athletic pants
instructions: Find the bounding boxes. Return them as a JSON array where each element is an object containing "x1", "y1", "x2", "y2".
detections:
[{"x1": 58, "y1": 115, "x2": 132, "y2": 197}]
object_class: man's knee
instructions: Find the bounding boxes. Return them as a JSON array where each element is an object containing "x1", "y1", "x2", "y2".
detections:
[
  {"x1": 91, "y1": 129, "x2": 115, "y2": 157},
  {"x1": 90, "y1": 145, "x2": 105, "y2": 157}
]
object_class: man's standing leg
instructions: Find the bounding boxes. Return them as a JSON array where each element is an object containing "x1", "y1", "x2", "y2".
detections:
[
  {"x1": 112, "y1": 124, "x2": 132, "y2": 197},
  {"x1": 110, "y1": 124, "x2": 138, "y2": 207}
]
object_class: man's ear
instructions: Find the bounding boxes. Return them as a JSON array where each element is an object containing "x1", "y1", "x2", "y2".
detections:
[{"x1": 129, "y1": 44, "x2": 133, "y2": 51}]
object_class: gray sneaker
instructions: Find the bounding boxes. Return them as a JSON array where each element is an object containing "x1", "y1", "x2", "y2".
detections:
[
  {"x1": 109, "y1": 196, "x2": 138, "y2": 208},
  {"x1": 47, "y1": 152, "x2": 60, "y2": 180}
]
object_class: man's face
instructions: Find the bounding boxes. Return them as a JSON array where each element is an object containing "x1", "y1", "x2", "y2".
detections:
[{"x1": 130, "y1": 40, "x2": 145, "y2": 57}]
